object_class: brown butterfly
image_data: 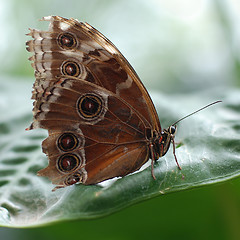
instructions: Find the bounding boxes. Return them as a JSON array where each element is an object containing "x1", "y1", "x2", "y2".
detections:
[{"x1": 26, "y1": 16, "x2": 219, "y2": 190}]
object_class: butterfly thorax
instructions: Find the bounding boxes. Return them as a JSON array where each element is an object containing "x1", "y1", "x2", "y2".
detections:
[{"x1": 149, "y1": 125, "x2": 176, "y2": 161}]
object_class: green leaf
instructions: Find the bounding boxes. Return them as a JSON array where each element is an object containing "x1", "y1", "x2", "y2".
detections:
[{"x1": 0, "y1": 77, "x2": 239, "y2": 228}]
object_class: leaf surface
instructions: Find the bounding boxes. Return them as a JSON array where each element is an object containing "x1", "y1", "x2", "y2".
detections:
[{"x1": 0, "y1": 78, "x2": 239, "y2": 227}]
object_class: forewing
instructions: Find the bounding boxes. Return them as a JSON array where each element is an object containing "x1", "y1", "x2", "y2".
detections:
[{"x1": 26, "y1": 16, "x2": 160, "y2": 131}]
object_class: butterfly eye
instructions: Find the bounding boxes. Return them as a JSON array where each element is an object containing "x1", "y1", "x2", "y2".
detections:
[
  {"x1": 77, "y1": 94, "x2": 103, "y2": 119},
  {"x1": 57, "y1": 33, "x2": 77, "y2": 49},
  {"x1": 61, "y1": 60, "x2": 80, "y2": 76},
  {"x1": 57, "y1": 154, "x2": 81, "y2": 172},
  {"x1": 58, "y1": 133, "x2": 79, "y2": 151},
  {"x1": 169, "y1": 125, "x2": 176, "y2": 135}
]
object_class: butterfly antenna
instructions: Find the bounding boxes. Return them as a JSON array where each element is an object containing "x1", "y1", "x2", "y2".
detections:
[{"x1": 171, "y1": 100, "x2": 222, "y2": 126}]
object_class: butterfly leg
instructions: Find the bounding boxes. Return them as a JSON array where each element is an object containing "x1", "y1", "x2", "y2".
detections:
[
  {"x1": 151, "y1": 159, "x2": 156, "y2": 180},
  {"x1": 149, "y1": 143, "x2": 156, "y2": 180},
  {"x1": 171, "y1": 136, "x2": 182, "y2": 170}
]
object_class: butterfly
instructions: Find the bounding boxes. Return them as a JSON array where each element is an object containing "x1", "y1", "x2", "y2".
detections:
[{"x1": 26, "y1": 16, "x2": 218, "y2": 190}]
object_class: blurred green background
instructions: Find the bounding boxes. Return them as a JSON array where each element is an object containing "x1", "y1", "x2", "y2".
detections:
[{"x1": 0, "y1": 0, "x2": 240, "y2": 239}]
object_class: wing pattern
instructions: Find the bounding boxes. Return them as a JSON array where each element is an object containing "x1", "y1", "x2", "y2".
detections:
[{"x1": 26, "y1": 16, "x2": 160, "y2": 188}]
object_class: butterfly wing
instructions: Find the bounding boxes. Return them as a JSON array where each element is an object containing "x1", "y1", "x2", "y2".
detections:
[{"x1": 26, "y1": 16, "x2": 160, "y2": 187}]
